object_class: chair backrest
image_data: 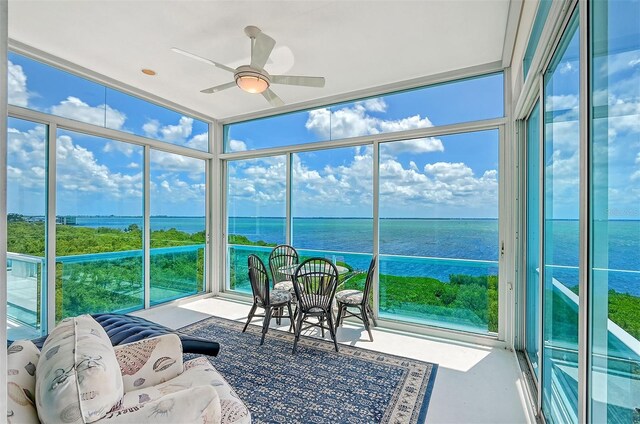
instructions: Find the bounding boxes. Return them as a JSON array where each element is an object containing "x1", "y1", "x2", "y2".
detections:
[
  {"x1": 248, "y1": 254, "x2": 270, "y2": 306},
  {"x1": 293, "y1": 257, "x2": 339, "y2": 313},
  {"x1": 269, "y1": 244, "x2": 299, "y2": 284},
  {"x1": 362, "y1": 256, "x2": 377, "y2": 306}
]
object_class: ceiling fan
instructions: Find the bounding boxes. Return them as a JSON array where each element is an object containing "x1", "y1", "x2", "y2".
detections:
[{"x1": 172, "y1": 26, "x2": 325, "y2": 107}]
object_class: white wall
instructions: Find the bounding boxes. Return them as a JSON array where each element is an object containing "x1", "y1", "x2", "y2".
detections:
[{"x1": 1, "y1": 0, "x2": 9, "y2": 419}]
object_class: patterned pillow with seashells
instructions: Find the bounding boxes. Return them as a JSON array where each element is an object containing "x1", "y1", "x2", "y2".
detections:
[
  {"x1": 7, "y1": 340, "x2": 40, "y2": 424},
  {"x1": 113, "y1": 333, "x2": 184, "y2": 392}
]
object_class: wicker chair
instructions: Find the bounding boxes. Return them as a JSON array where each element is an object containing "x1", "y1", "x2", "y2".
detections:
[
  {"x1": 243, "y1": 254, "x2": 295, "y2": 345},
  {"x1": 292, "y1": 257, "x2": 340, "y2": 353},
  {"x1": 335, "y1": 256, "x2": 377, "y2": 341},
  {"x1": 269, "y1": 244, "x2": 300, "y2": 324},
  {"x1": 268, "y1": 244, "x2": 299, "y2": 292}
]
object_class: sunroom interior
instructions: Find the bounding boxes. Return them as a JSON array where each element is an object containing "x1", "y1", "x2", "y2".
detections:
[{"x1": 1, "y1": 0, "x2": 639, "y2": 423}]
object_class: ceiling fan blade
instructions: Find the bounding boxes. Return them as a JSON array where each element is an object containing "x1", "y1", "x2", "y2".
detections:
[
  {"x1": 262, "y1": 88, "x2": 285, "y2": 107},
  {"x1": 270, "y1": 75, "x2": 326, "y2": 88},
  {"x1": 171, "y1": 47, "x2": 236, "y2": 73},
  {"x1": 200, "y1": 81, "x2": 237, "y2": 94},
  {"x1": 250, "y1": 32, "x2": 276, "y2": 70}
]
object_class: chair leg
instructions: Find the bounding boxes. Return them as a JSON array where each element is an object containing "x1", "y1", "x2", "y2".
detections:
[
  {"x1": 335, "y1": 304, "x2": 344, "y2": 330},
  {"x1": 326, "y1": 311, "x2": 339, "y2": 352},
  {"x1": 321, "y1": 316, "x2": 325, "y2": 338},
  {"x1": 243, "y1": 303, "x2": 257, "y2": 333},
  {"x1": 361, "y1": 307, "x2": 373, "y2": 342},
  {"x1": 261, "y1": 307, "x2": 272, "y2": 346},
  {"x1": 292, "y1": 312, "x2": 304, "y2": 354},
  {"x1": 286, "y1": 302, "x2": 295, "y2": 333},
  {"x1": 276, "y1": 306, "x2": 282, "y2": 325},
  {"x1": 367, "y1": 304, "x2": 377, "y2": 327}
]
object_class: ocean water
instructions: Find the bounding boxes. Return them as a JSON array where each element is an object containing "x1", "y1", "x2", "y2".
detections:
[{"x1": 75, "y1": 216, "x2": 640, "y2": 296}]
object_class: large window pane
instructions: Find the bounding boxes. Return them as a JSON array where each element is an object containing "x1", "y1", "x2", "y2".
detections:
[
  {"x1": 542, "y1": 13, "x2": 580, "y2": 424},
  {"x1": 226, "y1": 156, "x2": 286, "y2": 294},
  {"x1": 526, "y1": 101, "x2": 541, "y2": 377},
  {"x1": 150, "y1": 150, "x2": 206, "y2": 305},
  {"x1": 378, "y1": 130, "x2": 499, "y2": 334},
  {"x1": 56, "y1": 130, "x2": 144, "y2": 320},
  {"x1": 106, "y1": 88, "x2": 209, "y2": 152},
  {"x1": 225, "y1": 73, "x2": 503, "y2": 152},
  {"x1": 590, "y1": 0, "x2": 640, "y2": 422},
  {"x1": 8, "y1": 52, "x2": 208, "y2": 151},
  {"x1": 6, "y1": 118, "x2": 47, "y2": 339},
  {"x1": 291, "y1": 147, "x2": 374, "y2": 282}
]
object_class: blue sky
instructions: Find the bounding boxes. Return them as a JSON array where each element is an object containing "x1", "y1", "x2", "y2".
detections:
[
  {"x1": 227, "y1": 74, "x2": 503, "y2": 218},
  {"x1": 7, "y1": 52, "x2": 207, "y2": 217},
  {"x1": 7, "y1": 19, "x2": 640, "y2": 220}
]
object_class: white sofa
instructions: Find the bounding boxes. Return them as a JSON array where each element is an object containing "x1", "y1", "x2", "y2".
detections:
[{"x1": 7, "y1": 315, "x2": 251, "y2": 424}]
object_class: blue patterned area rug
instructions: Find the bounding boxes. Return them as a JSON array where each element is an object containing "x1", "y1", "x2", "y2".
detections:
[{"x1": 179, "y1": 316, "x2": 438, "y2": 424}]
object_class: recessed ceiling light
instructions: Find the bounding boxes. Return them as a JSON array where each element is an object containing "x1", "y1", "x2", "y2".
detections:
[{"x1": 141, "y1": 69, "x2": 156, "y2": 76}]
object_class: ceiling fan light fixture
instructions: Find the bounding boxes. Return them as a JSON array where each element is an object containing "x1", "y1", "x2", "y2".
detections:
[{"x1": 235, "y1": 67, "x2": 270, "y2": 94}]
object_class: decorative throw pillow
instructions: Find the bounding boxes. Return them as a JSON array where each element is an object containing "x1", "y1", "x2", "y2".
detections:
[
  {"x1": 7, "y1": 340, "x2": 40, "y2": 424},
  {"x1": 114, "y1": 334, "x2": 184, "y2": 393},
  {"x1": 35, "y1": 315, "x2": 124, "y2": 424}
]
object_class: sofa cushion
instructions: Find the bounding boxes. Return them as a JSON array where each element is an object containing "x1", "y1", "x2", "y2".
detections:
[
  {"x1": 35, "y1": 315, "x2": 124, "y2": 424},
  {"x1": 102, "y1": 385, "x2": 221, "y2": 423},
  {"x1": 7, "y1": 340, "x2": 40, "y2": 424},
  {"x1": 114, "y1": 334, "x2": 184, "y2": 393},
  {"x1": 116, "y1": 356, "x2": 250, "y2": 424}
]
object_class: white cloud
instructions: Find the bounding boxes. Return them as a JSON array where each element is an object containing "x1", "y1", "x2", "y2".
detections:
[
  {"x1": 381, "y1": 137, "x2": 444, "y2": 155},
  {"x1": 546, "y1": 94, "x2": 579, "y2": 111},
  {"x1": 55, "y1": 134, "x2": 142, "y2": 199},
  {"x1": 362, "y1": 98, "x2": 387, "y2": 112},
  {"x1": 144, "y1": 116, "x2": 193, "y2": 142},
  {"x1": 8, "y1": 61, "x2": 29, "y2": 107},
  {"x1": 305, "y1": 101, "x2": 434, "y2": 140},
  {"x1": 228, "y1": 139, "x2": 248, "y2": 152},
  {"x1": 50, "y1": 96, "x2": 127, "y2": 130},
  {"x1": 143, "y1": 116, "x2": 209, "y2": 152},
  {"x1": 127, "y1": 162, "x2": 140, "y2": 169}
]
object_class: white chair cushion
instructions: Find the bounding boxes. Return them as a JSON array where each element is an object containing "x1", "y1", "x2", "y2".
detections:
[
  {"x1": 273, "y1": 280, "x2": 293, "y2": 292},
  {"x1": 35, "y1": 315, "x2": 124, "y2": 424},
  {"x1": 7, "y1": 340, "x2": 40, "y2": 424},
  {"x1": 336, "y1": 289, "x2": 363, "y2": 305}
]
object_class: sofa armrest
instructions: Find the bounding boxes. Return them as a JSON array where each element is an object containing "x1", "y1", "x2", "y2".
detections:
[{"x1": 114, "y1": 333, "x2": 184, "y2": 393}]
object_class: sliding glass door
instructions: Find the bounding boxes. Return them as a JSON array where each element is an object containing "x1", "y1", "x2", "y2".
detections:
[
  {"x1": 589, "y1": 0, "x2": 640, "y2": 421},
  {"x1": 525, "y1": 101, "x2": 541, "y2": 377},
  {"x1": 542, "y1": 12, "x2": 580, "y2": 424}
]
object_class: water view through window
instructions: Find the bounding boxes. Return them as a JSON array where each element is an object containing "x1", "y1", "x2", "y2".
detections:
[{"x1": 379, "y1": 131, "x2": 499, "y2": 334}]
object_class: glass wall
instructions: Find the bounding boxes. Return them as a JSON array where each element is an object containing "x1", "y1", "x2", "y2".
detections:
[
  {"x1": 379, "y1": 131, "x2": 499, "y2": 334},
  {"x1": 6, "y1": 118, "x2": 48, "y2": 339},
  {"x1": 8, "y1": 52, "x2": 209, "y2": 151},
  {"x1": 226, "y1": 156, "x2": 287, "y2": 294},
  {"x1": 589, "y1": 0, "x2": 640, "y2": 422},
  {"x1": 542, "y1": 12, "x2": 580, "y2": 424},
  {"x1": 225, "y1": 73, "x2": 504, "y2": 152},
  {"x1": 7, "y1": 51, "x2": 212, "y2": 330},
  {"x1": 150, "y1": 150, "x2": 206, "y2": 305},
  {"x1": 525, "y1": 101, "x2": 540, "y2": 376},
  {"x1": 55, "y1": 129, "x2": 144, "y2": 320},
  {"x1": 223, "y1": 71, "x2": 504, "y2": 337}
]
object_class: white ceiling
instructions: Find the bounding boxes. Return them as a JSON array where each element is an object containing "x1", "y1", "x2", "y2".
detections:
[{"x1": 8, "y1": 1, "x2": 511, "y2": 121}]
